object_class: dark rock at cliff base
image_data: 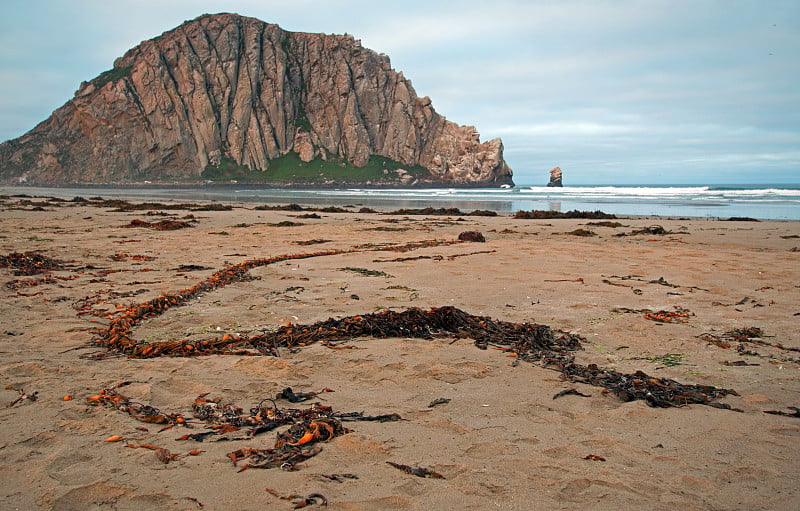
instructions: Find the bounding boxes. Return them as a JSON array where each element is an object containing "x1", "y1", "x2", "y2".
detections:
[
  {"x1": 0, "y1": 13, "x2": 513, "y2": 187},
  {"x1": 547, "y1": 167, "x2": 563, "y2": 187}
]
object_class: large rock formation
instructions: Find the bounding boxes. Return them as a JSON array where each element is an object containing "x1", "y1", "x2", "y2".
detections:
[{"x1": 0, "y1": 13, "x2": 513, "y2": 187}]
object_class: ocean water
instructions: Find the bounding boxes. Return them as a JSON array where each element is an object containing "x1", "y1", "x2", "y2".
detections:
[{"x1": 4, "y1": 184, "x2": 800, "y2": 220}]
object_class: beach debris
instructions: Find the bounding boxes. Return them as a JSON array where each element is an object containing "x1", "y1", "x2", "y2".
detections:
[
  {"x1": 615, "y1": 225, "x2": 683, "y2": 236},
  {"x1": 721, "y1": 360, "x2": 759, "y2": 366},
  {"x1": 294, "y1": 239, "x2": 332, "y2": 245},
  {"x1": 385, "y1": 207, "x2": 495, "y2": 217},
  {"x1": 265, "y1": 286, "x2": 306, "y2": 302},
  {"x1": 83, "y1": 198, "x2": 218, "y2": 212},
  {"x1": 514, "y1": 210, "x2": 617, "y2": 219},
  {"x1": 175, "y1": 264, "x2": 212, "y2": 272},
  {"x1": 649, "y1": 277, "x2": 678, "y2": 288},
  {"x1": 275, "y1": 387, "x2": 334, "y2": 403},
  {"x1": 265, "y1": 488, "x2": 328, "y2": 508},
  {"x1": 255, "y1": 203, "x2": 306, "y2": 211},
  {"x1": 364, "y1": 225, "x2": 413, "y2": 232},
  {"x1": 373, "y1": 249, "x2": 495, "y2": 263},
  {"x1": 711, "y1": 296, "x2": 766, "y2": 308},
  {"x1": 184, "y1": 496, "x2": 204, "y2": 509},
  {"x1": 561, "y1": 363, "x2": 737, "y2": 408},
  {"x1": 90, "y1": 386, "x2": 399, "y2": 470},
  {"x1": 427, "y1": 397, "x2": 451, "y2": 408},
  {"x1": 583, "y1": 454, "x2": 606, "y2": 462},
  {"x1": 86, "y1": 386, "x2": 182, "y2": 425},
  {"x1": 0, "y1": 251, "x2": 68, "y2": 275},
  {"x1": 612, "y1": 306, "x2": 694, "y2": 323},
  {"x1": 763, "y1": 407, "x2": 800, "y2": 418},
  {"x1": 457, "y1": 231, "x2": 485, "y2": 242},
  {"x1": 230, "y1": 445, "x2": 323, "y2": 472},
  {"x1": 552, "y1": 388, "x2": 591, "y2": 400},
  {"x1": 110, "y1": 253, "x2": 156, "y2": 262},
  {"x1": 386, "y1": 461, "x2": 445, "y2": 479},
  {"x1": 125, "y1": 443, "x2": 181, "y2": 463},
  {"x1": 644, "y1": 307, "x2": 693, "y2": 323},
  {"x1": 699, "y1": 327, "x2": 799, "y2": 362},
  {"x1": 724, "y1": 217, "x2": 760, "y2": 222},
  {"x1": 603, "y1": 274, "x2": 708, "y2": 292},
  {"x1": 338, "y1": 267, "x2": 393, "y2": 278},
  {"x1": 565, "y1": 228, "x2": 596, "y2": 237},
  {"x1": 627, "y1": 353, "x2": 686, "y2": 368},
  {"x1": 123, "y1": 218, "x2": 194, "y2": 230},
  {"x1": 5, "y1": 274, "x2": 60, "y2": 291},
  {"x1": 544, "y1": 278, "x2": 585, "y2": 284},
  {"x1": 6, "y1": 387, "x2": 39, "y2": 407},
  {"x1": 319, "y1": 473, "x2": 358, "y2": 482},
  {"x1": 586, "y1": 221, "x2": 624, "y2": 228},
  {"x1": 603, "y1": 278, "x2": 634, "y2": 288},
  {"x1": 84, "y1": 245, "x2": 739, "y2": 410}
]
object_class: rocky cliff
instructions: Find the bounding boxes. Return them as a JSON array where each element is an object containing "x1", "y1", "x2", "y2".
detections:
[{"x1": 0, "y1": 13, "x2": 513, "y2": 186}]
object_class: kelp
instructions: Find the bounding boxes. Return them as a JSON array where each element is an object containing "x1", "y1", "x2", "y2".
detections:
[{"x1": 85, "y1": 241, "x2": 738, "y2": 410}]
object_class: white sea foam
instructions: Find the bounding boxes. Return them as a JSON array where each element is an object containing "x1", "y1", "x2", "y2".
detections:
[{"x1": 5, "y1": 184, "x2": 798, "y2": 219}]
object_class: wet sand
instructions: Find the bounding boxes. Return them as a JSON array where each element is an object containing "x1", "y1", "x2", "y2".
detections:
[{"x1": 0, "y1": 194, "x2": 798, "y2": 510}]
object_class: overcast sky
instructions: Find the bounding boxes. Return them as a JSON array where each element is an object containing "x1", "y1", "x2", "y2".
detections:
[{"x1": 1, "y1": 0, "x2": 798, "y2": 184}]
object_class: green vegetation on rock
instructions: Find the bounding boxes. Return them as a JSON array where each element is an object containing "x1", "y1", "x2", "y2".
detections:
[
  {"x1": 201, "y1": 152, "x2": 431, "y2": 184},
  {"x1": 92, "y1": 66, "x2": 133, "y2": 88}
]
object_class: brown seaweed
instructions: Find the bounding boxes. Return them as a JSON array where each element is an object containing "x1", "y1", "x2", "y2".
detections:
[
  {"x1": 0, "y1": 251, "x2": 68, "y2": 276},
  {"x1": 763, "y1": 407, "x2": 800, "y2": 418},
  {"x1": 552, "y1": 388, "x2": 591, "y2": 400},
  {"x1": 699, "y1": 327, "x2": 799, "y2": 362},
  {"x1": 123, "y1": 219, "x2": 194, "y2": 230},
  {"x1": 82, "y1": 243, "x2": 739, "y2": 410},
  {"x1": 514, "y1": 209, "x2": 617, "y2": 219},
  {"x1": 386, "y1": 461, "x2": 445, "y2": 479},
  {"x1": 457, "y1": 231, "x2": 486, "y2": 242},
  {"x1": 265, "y1": 488, "x2": 328, "y2": 508}
]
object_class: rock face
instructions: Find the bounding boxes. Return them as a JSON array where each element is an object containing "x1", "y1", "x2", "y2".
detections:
[
  {"x1": 0, "y1": 13, "x2": 513, "y2": 186},
  {"x1": 547, "y1": 167, "x2": 563, "y2": 187}
]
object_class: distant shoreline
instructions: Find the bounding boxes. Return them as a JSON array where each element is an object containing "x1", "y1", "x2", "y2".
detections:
[{"x1": 2, "y1": 186, "x2": 798, "y2": 223}]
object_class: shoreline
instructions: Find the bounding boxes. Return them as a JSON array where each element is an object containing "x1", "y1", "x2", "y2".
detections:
[
  {"x1": 2, "y1": 187, "x2": 798, "y2": 223},
  {"x1": 0, "y1": 195, "x2": 798, "y2": 510}
]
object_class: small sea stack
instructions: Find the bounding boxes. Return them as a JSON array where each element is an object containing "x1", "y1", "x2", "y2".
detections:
[{"x1": 547, "y1": 167, "x2": 563, "y2": 187}]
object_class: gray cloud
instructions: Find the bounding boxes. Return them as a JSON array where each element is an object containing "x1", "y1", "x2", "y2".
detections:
[{"x1": 1, "y1": 0, "x2": 797, "y2": 184}]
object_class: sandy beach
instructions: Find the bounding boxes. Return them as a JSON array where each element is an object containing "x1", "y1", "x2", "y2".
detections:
[{"x1": 0, "y1": 193, "x2": 798, "y2": 510}]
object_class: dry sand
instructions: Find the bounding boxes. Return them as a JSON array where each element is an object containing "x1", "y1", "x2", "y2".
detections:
[{"x1": 0, "y1": 193, "x2": 798, "y2": 510}]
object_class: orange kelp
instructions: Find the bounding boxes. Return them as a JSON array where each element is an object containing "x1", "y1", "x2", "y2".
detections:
[
  {"x1": 88, "y1": 383, "x2": 400, "y2": 471},
  {"x1": 95, "y1": 241, "x2": 465, "y2": 356},
  {"x1": 89, "y1": 243, "x2": 738, "y2": 409}
]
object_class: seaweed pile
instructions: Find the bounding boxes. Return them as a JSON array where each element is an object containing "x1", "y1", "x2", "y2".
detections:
[
  {"x1": 87, "y1": 383, "x2": 401, "y2": 471},
  {"x1": 514, "y1": 210, "x2": 617, "y2": 219},
  {"x1": 123, "y1": 219, "x2": 194, "y2": 230},
  {"x1": 88, "y1": 242, "x2": 738, "y2": 409},
  {"x1": 561, "y1": 363, "x2": 737, "y2": 409},
  {"x1": 385, "y1": 207, "x2": 497, "y2": 217},
  {"x1": 700, "y1": 327, "x2": 800, "y2": 363},
  {"x1": 0, "y1": 251, "x2": 68, "y2": 275}
]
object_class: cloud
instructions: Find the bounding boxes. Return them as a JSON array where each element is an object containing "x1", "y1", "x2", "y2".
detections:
[{"x1": 1, "y1": 0, "x2": 798, "y2": 184}]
